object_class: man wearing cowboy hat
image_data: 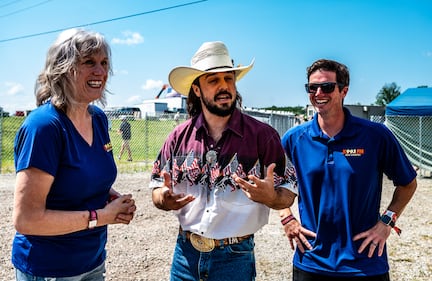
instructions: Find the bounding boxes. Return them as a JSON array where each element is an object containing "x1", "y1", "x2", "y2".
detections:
[{"x1": 150, "y1": 41, "x2": 297, "y2": 280}]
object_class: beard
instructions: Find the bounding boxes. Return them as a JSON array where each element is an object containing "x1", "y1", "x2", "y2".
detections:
[{"x1": 201, "y1": 90, "x2": 236, "y2": 117}]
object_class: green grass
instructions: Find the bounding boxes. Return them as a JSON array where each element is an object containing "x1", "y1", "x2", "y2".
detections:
[
  {"x1": 0, "y1": 116, "x2": 177, "y2": 174},
  {"x1": 1, "y1": 117, "x2": 25, "y2": 173}
]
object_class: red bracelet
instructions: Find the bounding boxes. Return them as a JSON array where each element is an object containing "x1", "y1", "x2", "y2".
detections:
[{"x1": 281, "y1": 214, "x2": 296, "y2": 225}]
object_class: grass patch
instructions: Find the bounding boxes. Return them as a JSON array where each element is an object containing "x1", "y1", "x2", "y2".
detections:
[{"x1": 1, "y1": 116, "x2": 176, "y2": 174}]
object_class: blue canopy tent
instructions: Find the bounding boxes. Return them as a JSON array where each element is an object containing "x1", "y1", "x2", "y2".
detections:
[
  {"x1": 386, "y1": 87, "x2": 432, "y2": 116},
  {"x1": 385, "y1": 87, "x2": 432, "y2": 176}
]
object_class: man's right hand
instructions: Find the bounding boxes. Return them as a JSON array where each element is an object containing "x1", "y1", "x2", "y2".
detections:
[{"x1": 152, "y1": 171, "x2": 195, "y2": 211}]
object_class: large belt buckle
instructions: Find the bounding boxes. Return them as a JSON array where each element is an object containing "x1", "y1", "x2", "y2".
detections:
[{"x1": 190, "y1": 233, "x2": 215, "y2": 252}]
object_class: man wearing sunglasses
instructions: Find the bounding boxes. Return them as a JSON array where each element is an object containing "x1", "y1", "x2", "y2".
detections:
[{"x1": 279, "y1": 59, "x2": 417, "y2": 280}]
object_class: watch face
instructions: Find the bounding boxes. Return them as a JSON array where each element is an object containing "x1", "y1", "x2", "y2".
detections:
[
  {"x1": 381, "y1": 215, "x2": 392, "y2": 225},
  {"x1": 89, "y1": 220, "x2": 97, "y2": 229}
]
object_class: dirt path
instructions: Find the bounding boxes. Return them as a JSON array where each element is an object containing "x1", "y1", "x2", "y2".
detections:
[{"x1": 0, "y1": 173, "x2": 430, "y2": 280}]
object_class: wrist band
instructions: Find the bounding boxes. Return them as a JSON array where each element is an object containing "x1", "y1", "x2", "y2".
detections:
[
  {"x1": 380, "y1": 209, "x2": 401, "y2": 236},
  {"x1": 281, "y1": 214, "x2": 296, "y2": 225},
  {"x1": 88, "y1": 210, "x2": 98, "y2": 229}
]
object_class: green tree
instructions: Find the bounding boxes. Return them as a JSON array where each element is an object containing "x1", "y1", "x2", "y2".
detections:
[
  {"x1": 262, "y1": 105, "x2": 305, "y2": 115},
  {"x1": 375, "y1": 82, "x2": 401, "y2": 106}
]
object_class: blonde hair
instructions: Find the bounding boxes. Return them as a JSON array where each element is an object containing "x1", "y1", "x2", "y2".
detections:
[{"x1": 35, "y1": 28, "x2": 112, "y2": 112}]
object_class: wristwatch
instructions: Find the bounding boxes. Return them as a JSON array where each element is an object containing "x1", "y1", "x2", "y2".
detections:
[
  {"x1": 380, "y1": 209, "x2": 397, "y2": 227},
  {"x1": 379, "y1": 209, "x2": 401, "y2": 236},
  {"x1": 88, "y1": 210, "x2": 98, "y2": 229}
]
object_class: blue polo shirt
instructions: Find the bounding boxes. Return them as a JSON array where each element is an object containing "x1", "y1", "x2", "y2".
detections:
[
  {"x1": 281, "y1": 108, "x2": 416, "y2": 277},
  {"x1": 13, "y1": 102, "x2": 117, "y2": 277}
]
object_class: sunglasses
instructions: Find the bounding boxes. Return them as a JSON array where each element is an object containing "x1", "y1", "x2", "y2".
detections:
[{"x1": 305, "y1": 82, "x2": 344, "y2": 94}]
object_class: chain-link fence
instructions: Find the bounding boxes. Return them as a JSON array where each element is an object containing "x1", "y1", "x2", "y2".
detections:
[
  {"x1": 0, "y1": 112, "x2": 23, "y2": 173},
  {"x1": 386, "y1": 115, "x2": 432, "y2": 177},
  {"x1": 0, "y1": 110, "x2": 299, "y2": 174},
  {"x1": 243, "y1": 109, "x2": 297, "y2": 136},
  {"x1": 0, "y1": 113, "x2": 182, "y2": 174},
  {"x1": 8, "y1": 110, "x2": 430, "y2": 176},
  {"x1": 0, "y1": 107, "x2": 3, "y2": 171}
]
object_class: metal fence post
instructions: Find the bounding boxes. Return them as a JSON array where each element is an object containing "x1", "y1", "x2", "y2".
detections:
[{"x1": 144, "y1": 112, "x2": 149, "y2": 164}]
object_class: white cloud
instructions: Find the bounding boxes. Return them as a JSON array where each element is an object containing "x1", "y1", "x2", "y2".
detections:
[
  {"x1": 141, "y1": 79, "x2": 164, "y2": 91},
  {"x1": 0, "y1": 99, "x2": 35, "y2": 114},
  {"x1": 111, "y1": 31, "x2": 144, "y2": 45},
  {"x1": 3, "y1": 81, "x2": 24, "y2": 96},
  {"x1": 0, "y1": 82, "x2": 33, "y2": 113}
]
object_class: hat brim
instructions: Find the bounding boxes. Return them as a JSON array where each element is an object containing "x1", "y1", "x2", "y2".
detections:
[{"x1": 169, "y1": 59, "x2": 254, "y2": 96}]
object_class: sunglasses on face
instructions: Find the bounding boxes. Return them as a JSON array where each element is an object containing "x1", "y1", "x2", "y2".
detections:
[{"x1": 305, "y1": 82, "x2": 344, "y2": 94}]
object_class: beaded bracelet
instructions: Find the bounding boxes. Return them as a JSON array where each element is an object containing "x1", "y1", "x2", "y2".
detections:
[{"x1": 281, "y1": 214, "x2": 296, "y2": 226}]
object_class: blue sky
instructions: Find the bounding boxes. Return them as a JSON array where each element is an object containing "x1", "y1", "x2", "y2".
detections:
[{"x1": 0, "y1": 0, "x2": 431, "y2": 114}]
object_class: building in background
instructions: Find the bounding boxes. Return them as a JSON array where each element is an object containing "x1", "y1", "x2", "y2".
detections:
[
  {"x1": 136, "y1": 85, "x2": 187, "y2": 117},
  {"x1": 306, "y1": 104, "x2": 385, "y2": 121}
]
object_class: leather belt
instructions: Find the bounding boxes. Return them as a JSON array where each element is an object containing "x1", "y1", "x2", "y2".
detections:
[{"x1": 179, "y1": 227, "x2": 253, "y2": 252}]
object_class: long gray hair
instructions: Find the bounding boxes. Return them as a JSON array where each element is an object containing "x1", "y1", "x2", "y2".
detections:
[{"x1": 35, "y1": 28, "x2": 112, "y2": 112}]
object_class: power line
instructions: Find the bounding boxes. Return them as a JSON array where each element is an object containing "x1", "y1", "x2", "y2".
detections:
[
  {"x1": 0, "y1": 0, "x2": 53, "y2": 18},
  {"x1": 0, "y1": 0, "x2": 25, "y2": 9},
  {"x1": 0, "y1": 0, "x2": 208, "y2": 43}
]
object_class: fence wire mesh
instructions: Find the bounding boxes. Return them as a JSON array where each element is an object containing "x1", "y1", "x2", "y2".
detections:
[
  {"x1": 386, "y1": 115, "x2": 432, "y2": 177},
  {"x1": 0, "y1": 110, "x2": 296, "y2": 174},
  {"x1": 3, "y1": 110, "x2": 430, "y2": 176}
]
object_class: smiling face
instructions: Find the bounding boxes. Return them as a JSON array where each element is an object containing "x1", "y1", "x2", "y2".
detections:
[
  {"x1": 193, "y1": 71, "x2": 237, "y2": 117},
  {"x1": 308, "y1": 69, "x2": 347, "y2": 117},
  {"x1": 73, "y1": 50, "x2": 109, "y2": 104}
]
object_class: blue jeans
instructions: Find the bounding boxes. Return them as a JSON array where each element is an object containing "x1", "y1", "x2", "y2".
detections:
[
  {"x1": 15, "y1": 262, "x2": 105, "y2": 281},
  {"x1": 170, "y1": 233, "x2": 256, "y2": 281}
]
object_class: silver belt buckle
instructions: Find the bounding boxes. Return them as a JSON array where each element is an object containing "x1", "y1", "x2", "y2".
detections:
[{"x1": 190, "y1": 233, "x2": 215, "y2": 252}]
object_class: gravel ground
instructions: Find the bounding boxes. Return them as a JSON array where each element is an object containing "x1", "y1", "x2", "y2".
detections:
[{"x1": 0, "y1": 172, "x2": 431, "y2": 281}]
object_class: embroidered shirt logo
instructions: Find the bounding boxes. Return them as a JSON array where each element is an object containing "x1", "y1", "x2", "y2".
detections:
[
  {"x1": 342, "y1": 148, "x2": 365, "y2": 157},
  {"x1": 104, "y1": 142, "x2": 113, "y2": 152}
]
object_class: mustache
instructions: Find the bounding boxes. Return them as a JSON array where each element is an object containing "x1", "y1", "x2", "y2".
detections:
[{"x1": 214, "y1": 90, "x2": 232, "y2": 100}]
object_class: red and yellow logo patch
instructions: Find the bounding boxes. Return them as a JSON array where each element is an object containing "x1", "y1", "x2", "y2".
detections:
[
  {"x1": 104, "y1": 142, "x2": 113, "y2": 152},
  {"x1": 342, "y1": 148, "x2": 365, "y2": 156}
]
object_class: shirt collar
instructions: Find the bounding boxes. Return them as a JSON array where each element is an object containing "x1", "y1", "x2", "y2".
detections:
[
  {"x1": 310, "y1": 107, "x2": 356, "y2": 140},
  {"x1": 195, "y1": 108, "x2": 243, "y2": 138}
]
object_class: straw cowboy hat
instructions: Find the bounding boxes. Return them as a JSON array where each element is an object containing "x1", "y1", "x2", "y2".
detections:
[{"x1": 168, "y1": 41, "x2": 254, "y2": 96}]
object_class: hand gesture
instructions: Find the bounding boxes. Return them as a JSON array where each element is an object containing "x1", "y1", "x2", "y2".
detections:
[
  {"x1": 153, "y1": 171, "x2": 195, "y2": 211},
  {"x1": 233, "y1": 163, "x2": 277, "y2": 205}
]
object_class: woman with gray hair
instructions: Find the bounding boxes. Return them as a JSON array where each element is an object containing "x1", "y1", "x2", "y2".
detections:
[{"x1": 12, "y1": 29, "x2": 136, "y2": 280}]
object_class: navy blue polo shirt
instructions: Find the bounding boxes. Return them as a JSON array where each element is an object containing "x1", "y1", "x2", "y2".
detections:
[
  {"x1": 281, "y1": 108, "x2": 416, "y2": 277},
  {"x1": 13, "y1": 103, "x2": 116, "y2": 277}
]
